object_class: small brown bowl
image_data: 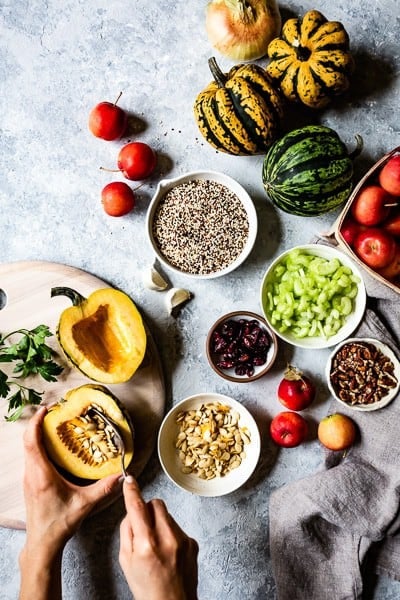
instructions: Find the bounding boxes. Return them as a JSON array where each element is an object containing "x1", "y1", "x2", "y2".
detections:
[{"x1": 206, "y1": 311, "x2": 278, "y2": 383}]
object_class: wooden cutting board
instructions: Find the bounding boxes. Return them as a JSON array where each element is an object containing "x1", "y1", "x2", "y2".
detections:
[{"x1": 0, "y1": 261, "x2": 165, "y2": 529}]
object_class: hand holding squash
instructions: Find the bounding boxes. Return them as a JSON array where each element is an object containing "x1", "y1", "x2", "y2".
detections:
[{"x1": 19, "y1": 406, "x2": 121, "y2": 600}]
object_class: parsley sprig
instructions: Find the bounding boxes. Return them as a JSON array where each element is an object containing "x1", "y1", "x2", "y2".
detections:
[{"x1": 0, "y1": 325, "x2": 63, "y2": 422}]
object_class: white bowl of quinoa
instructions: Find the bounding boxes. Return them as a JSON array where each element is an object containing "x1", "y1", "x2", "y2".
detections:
[{"x1": 146, "y1": 171, "x2": 258, "y2": 279}]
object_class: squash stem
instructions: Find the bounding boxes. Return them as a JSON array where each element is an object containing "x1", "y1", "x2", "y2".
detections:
[
  {"x1": 51, "y1": 286, "x2": 86, "y2": 307},
  {"x1": 208, "y1": 57, "x2": 227, "y2": 88},
  {"x1": 349, "y1": 134, "x2": 363, "y2": 160}
]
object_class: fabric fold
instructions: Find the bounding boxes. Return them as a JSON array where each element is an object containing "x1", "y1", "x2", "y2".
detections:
[{"x1": 269, "y1": 237, "x2": 400, "y2": 599}]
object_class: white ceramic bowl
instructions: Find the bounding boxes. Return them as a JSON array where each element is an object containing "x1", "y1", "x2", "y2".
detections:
[
  {"x1": 206, "y1": 311, "x2": 278, "y2": 383},
  {"x1": 326, "y1": 337, "x2": 400, "y2": 411},
  {"x1": 146, "y1": 171, "x2": 258, "y2": 279},
  {"x1": 260, "y1": 244, "x2": 367, "y2": 349},
  {"x1": 157, "y1": 393, "x2": 261, "y2": 496}
]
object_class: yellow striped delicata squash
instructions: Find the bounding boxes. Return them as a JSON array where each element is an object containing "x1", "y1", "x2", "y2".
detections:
[
  {"x1": 194, "y1": 56, "x2": 284, "y2": 155},
  {"x1": 266, "y1": 10, "x2": 354, "y2": 109}
]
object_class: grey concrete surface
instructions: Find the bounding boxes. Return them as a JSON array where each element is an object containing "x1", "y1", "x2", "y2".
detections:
[{"x1": 0, "y1": 0, "x2": 399, "y2": 598}]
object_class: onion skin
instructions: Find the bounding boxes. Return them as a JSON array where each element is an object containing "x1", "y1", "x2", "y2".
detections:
[{"x1": 206, "y1": 0, "x2": 281, "y2": 61}]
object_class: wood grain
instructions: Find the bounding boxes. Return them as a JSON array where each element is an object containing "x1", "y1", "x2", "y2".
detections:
[{"x1": 0, "y1": 261, "x2": 165, "y2": 529}]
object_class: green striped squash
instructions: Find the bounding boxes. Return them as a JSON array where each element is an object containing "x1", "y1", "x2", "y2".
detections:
[
  {"x1": 262, "y1": 125, "x2": 363, "y2": 216},
  {"x1": 194, "y1": 57, "x2": 284, "y2": 156}
]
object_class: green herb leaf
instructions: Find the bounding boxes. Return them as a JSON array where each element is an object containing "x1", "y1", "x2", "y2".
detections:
[
  {"x1": 0, "y1": 324, "x2": 63, "y2": 421},
  {"x1": 0, "y1": 370, "x2": 10, "y2": 398},
  {"x1": 5, "y1": 405, "x2": 25, "y2": 422}
]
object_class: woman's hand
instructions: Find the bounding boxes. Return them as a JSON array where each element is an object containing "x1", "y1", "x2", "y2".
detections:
[
  {"x1": 19, "y1": 405, "x2": 121, "y2": 600},
  {"x1": 119, "y1": 476, "x2": 199, "y2": 600}
]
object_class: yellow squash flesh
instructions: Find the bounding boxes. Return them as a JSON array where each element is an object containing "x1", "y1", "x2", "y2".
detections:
[
  {"x1": 43, "y1": 384, "x2": 134, "y2": 480},
  {"x1": 52, "y1": 287, "x2": 147, "y2": 384}
]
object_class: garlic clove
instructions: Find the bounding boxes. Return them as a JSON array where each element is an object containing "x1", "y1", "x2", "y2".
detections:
[
  {"x1": 142, "y1": 263, "x2": 169, "y2": 291},
  {"x1": 166, "y1": 287, "x2": 193, "y2": 316}
]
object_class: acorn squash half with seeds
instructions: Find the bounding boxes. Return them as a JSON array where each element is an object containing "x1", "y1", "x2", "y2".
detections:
[
  {"x1": 43, "y1": 384, "x2": 134, "y2": 480},
  {"x1": 51, "y1": 287, "x2": 147, "y2": 384}
]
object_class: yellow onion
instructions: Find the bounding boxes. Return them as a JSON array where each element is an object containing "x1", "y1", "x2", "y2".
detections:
[{"x1": 206, "y1": 0, "x2": 281, "y2": 61}]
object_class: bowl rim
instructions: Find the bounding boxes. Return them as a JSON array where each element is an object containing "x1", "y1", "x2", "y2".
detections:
[
  {"x1": 205, "y1": 310, "x2": 278, "y2": 382},
  {"x1": 325, "y1": 337, "x2": 400, "y2": 411},
  {"x1": 146, "y1": 170, "x2": 258, "y2": 280},
  {"x1": 157, "y1": 392, "x2": 261, "y2": 497},
  {"x1": 259, "y1": 243, "x2": 367, "y2": 349}
]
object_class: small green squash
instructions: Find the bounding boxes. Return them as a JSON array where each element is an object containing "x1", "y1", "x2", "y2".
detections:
[
  {"x1": 267, "y1": 10, "x2": 354, "y2": 109},
  {"x1": 194, "y1": 56, "x2": 284, "y2": 155},
  {"x1": 262, "y1": 125, "x2": 363, "y2": 216},
  {"x1": 51, "y1": 287, "x2": 147, "y2": 384}
]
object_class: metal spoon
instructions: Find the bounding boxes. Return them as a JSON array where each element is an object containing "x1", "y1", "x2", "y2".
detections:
[{"x1": 87, "y1": 406, "x2": 128, "y2": 479}]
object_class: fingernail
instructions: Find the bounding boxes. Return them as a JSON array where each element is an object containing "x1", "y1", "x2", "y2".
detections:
[{"x1": 125, "y1": 475, "x2": 134, "y2": 484}]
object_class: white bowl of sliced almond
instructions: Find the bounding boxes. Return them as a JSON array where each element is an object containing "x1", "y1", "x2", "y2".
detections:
[{"x1": 157, "y1": 393, "x2": 261, "y2": 496}]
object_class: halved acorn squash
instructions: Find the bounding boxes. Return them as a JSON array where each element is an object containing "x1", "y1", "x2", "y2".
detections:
[
  {"x1": 51, "y1": 287, "x2": 147, "y2": 384},
  {"x1": 43, "y1": 384, "x2": 134, "y2": 480}
]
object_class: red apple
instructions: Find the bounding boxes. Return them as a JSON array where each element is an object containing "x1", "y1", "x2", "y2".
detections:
[
  {"x1": 379, "y1": 155, "x2": 400, "y2": 196},
  {"x1": 270, "y1": 411, "x2": 308, "y2": 448},
  {"x1": 89, "y1": 92, "x2": 128, "y2": 141},
  {"x1": 383, "y1": 209, "x2": 400, "y2": 237},
  {"x1": 277, "y1": 365, "x2": 316, "y2": 411},
  {"x1": 340, "y1": 217, "x2": 365, "y2": 246},
  {"x1": 353, "y1": 228, "x2": 396, "y2": 269},
  {"x1": 376, "y1": 244, "x2": 400, "y2": 281},
  {"x1": 101, "y1": 182, "x2": 135, "y2": 216},
  {"x1": 351, "y1": 185, "x2": 392, "y2": 226},
  {"x1": 117, "y1": 142, "x2": 157, "y2": 180}
]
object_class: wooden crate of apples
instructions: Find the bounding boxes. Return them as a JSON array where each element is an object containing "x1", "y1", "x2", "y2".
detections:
[{"x1": 335, "y1": 148, "x2": 400, "y2": 292}]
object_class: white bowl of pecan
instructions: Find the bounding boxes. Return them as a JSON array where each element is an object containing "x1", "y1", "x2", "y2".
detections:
[
  {"x1": 157, "y1": 393, "x2": 261, "y2": 496},
  {"x1": 146, "y1": 171, "x2": 258, "y2": 279},
  {"x1": 326, "y1": 338, "x2": 400, "y2": 411}
]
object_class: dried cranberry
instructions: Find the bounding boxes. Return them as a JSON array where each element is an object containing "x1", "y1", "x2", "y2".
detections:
[
  {"x1": 253, "y1": 353, "x2": 267, "y2": 366},
  {"x1": 217, "y1": 358, "x2": 236, "y2": 369},
  {"x1": 256, "y1": 332, "x2": 271, "y2": 350},
  {"x1": 211, "y1": 331, "x2": 228, "y2": 353},
  {"x1": 211, "y1": 316, "x2": 272, "y2": 377}
]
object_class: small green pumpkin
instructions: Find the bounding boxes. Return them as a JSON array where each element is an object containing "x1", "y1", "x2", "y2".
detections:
[
  {"x1": 194, "y1": 57, "x2": 284, "y2": 155},
  {"x1": 266, "y1": 10, "x2": 354, "y2": 109},
  {"x1": 262, "y1": 125, "x2": 363, "y2": 216}
]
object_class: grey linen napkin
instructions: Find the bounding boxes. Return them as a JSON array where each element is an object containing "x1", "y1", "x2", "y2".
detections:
[{"x1": 269, "y1": 236, "x2": 400, "y2": 600}]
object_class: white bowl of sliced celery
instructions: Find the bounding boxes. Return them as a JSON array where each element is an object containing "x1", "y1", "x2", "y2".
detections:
[{"x1": 260, "y1": 244, "x2": 367, "y2": 349}]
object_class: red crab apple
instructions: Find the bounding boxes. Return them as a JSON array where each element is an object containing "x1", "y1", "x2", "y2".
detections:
[
  {"x1": 351, "y1": 185, "x2": 392, "y2": 226},
  {"x1": 277, "y1": 365, "x2": 316, "y2": 411},
  {"x1": 117, "y1": 142, "x2": 157, "y2": 180},
  {"x1": 340, "y1": 217, "x2": 365, "y2": 246},
  {"x1": 379, "y1": 155, "x2": 400, "y2": 196},
  {"x1": 89, "y1": 92, "x2": 128, "y2": 141},
  {"x1": 383, "y1": 210, "x2": 400, "y2": 237},
  {"x1": 270, "y1": 411, "x2": 308, "y2": 448},
  {"x1": 376, "y1": 244, "x2": 400, "y2": 281},
  {"x1": 353, "y1": 228, "x2": 396, "y2": 269},
  {"x1": 101, "y1": 182, "x2": 135, "y2": 216}
]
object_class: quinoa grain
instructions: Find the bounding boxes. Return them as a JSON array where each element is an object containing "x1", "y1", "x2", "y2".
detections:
[{"x1": 152, "y1": 179, "x2": 249, "y2": 275}]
